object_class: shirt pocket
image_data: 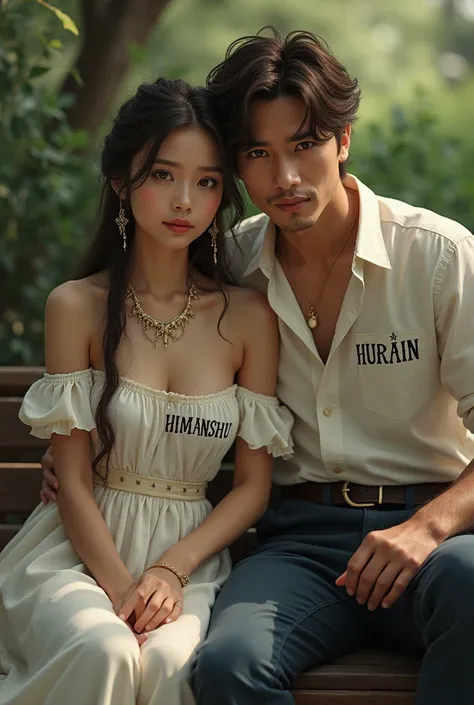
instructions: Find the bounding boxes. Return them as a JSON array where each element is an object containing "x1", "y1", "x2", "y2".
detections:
[{"x1": 355, "y1": 331, "x2": 429, "y2": 422}]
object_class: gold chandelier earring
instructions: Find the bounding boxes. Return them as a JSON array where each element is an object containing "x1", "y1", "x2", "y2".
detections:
[
  {"x1": 209, "y1": 216, "x2": 218, "y2": 265},
  {"x1": 115, "y1": 200, "x2": 129, "y2": 252}
]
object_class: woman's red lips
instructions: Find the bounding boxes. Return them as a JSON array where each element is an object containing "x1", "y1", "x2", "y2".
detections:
[
  {"x1": 164, "y1": 219, "x2": 193, "y2": 227},
  {"x1": 163, "y1": 219, "x2": 194, "y2": 234}
]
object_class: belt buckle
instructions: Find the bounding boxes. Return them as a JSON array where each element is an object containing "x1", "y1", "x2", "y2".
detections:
[{"x1": 341, "y1": 481, "x2": 384, "y2": 508}]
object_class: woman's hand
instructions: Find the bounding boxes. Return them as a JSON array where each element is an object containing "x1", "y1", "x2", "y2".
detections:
[
  {"x1": 114, "y1": 568, "x2": 184, "y2": 635},
  {"x1": 110, "y1": 579, "x2": 148, "y2": 646}
]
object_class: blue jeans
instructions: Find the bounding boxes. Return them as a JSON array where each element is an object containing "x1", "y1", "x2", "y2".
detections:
[{"x1": 191, "y1": 500, "x2": 474, "y2": 704}]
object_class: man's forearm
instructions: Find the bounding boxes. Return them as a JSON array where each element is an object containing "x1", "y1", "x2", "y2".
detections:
[{"x1": 412, "y1": 461, "x2": 474, "y2": 541}]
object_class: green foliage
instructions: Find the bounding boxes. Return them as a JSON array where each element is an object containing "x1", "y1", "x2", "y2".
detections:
[
  {"x1": 0, "y1": 0, "x2": 96, "y2": 364},
  {"x1": 352, "y1": 99, "x2": 474, "y2": 232},
  {"x1": 139, "y1": 0, "x2": 474, "y2": 125}
]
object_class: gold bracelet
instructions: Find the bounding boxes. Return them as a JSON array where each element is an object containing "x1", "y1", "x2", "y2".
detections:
[{"x1": 145, "y1": 562, "x2": 189, "y2": 587}]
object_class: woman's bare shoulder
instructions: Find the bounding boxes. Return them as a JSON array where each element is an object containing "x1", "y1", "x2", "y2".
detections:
[
  {"x1": 44, "y1": 276, "x2": 109, "y2": 371},
  {"x1": 46, "y1": 273, "x2": 108, "y2": 319}
]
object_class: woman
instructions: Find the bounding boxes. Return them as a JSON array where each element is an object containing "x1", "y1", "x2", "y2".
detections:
[{"x1": 0, "y1": 78, "x2": 293, "y2": 705}]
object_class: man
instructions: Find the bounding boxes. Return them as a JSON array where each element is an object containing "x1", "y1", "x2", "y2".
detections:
[{"x1": 42, "y1": 29, "x2": 474, "y2": 704}]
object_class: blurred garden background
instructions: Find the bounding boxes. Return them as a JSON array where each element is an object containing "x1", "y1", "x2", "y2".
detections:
[{"x1": 1, "y1": 0, "x2": 474, "y2": 364}]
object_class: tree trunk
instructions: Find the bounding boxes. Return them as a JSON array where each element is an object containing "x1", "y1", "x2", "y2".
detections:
[{"x1": 61, "y1": 0, "x2": 174, "y2": 134}]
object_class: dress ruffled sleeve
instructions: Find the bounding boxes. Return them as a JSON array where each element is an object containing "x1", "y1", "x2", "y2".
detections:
[
  {"x1": 18, "y1": 369, "x2": 96, "y2": 439},
  {"x1": 236, "y1": 387, "x2": 294, "y2": 459}
]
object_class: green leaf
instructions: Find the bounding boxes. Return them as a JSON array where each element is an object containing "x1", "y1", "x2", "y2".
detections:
[
  {"x1": 29, "y1": 66, "x2": 50, "y2": 79},
  {"x1": 69, "y1": 66, "x2": 84, "y2": 87},
  {"x1": 34, "y1": 1, "x2": 79, "y2": 36}
]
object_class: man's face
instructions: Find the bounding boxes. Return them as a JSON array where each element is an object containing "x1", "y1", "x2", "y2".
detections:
[{"x1": 236, "y1": 95, "x2": 350, "y2": 232}]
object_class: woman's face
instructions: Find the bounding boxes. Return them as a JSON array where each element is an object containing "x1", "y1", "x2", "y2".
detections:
[{"x1": 128, "y1": 125, "x2": 224, "y2": 251}]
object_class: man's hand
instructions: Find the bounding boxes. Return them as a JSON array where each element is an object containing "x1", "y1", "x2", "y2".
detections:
[
  {"x1": 114, "y1": 567, "x2": 183, "y2": 635},
  {"x1": 40, "y1": 445, "x2": 58, "y2": 504},
  {"x1": 336, "y1": 518, "x2": 442, "y2": 610}
]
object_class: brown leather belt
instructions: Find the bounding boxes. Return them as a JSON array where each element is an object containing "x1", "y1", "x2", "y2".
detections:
[{"x1": 280, "y1": 481, "x2": 450, "y2": 509}]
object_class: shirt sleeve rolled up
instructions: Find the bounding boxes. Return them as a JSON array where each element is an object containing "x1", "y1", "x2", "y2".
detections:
[{"x1": 435, "y1": 234, "x2": 474, "y2": 434}]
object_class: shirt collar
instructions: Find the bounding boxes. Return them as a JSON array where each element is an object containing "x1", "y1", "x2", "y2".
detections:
[
  {"x1": 241, "y1": 215, "x2": 275, "y2": 278},
  {"x1": 349, "y1": 175, "x2": 391, "y2": 270},
  {"x1": 242, "y1": 174, "x2": 391, "y2": 278}
]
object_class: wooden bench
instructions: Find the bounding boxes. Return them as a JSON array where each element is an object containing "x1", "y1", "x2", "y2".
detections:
[{"x1": 0, "y1": 367, "x2": 421, "y2": 703}]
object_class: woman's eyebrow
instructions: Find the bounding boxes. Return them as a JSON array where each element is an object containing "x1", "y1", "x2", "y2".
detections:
[{"x1": 154, "y1": 158, "x2": 222, "y2": 173}]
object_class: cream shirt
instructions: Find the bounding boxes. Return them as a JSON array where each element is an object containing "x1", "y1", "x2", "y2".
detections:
[{"x1": 229, "y1": 175, "x2": 474, "y2": 486}]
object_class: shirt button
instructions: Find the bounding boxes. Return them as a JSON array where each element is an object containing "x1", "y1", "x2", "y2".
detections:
[
  {"x1": 323, "y1": 407, "x2": 332, "y2": 417},
  {"x1": 333, "y1": 467, "x2": 343, "y2": 475}
]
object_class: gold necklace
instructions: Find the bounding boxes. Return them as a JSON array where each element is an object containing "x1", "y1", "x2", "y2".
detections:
[
  {"x1": 281, "y1": 194, "x2": 358, "y2": 330},
  {"x1": 126, "y1": 281, "x2": 199, "y2": 348}
]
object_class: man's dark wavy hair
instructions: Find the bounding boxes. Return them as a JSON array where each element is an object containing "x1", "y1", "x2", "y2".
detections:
[{"x1": 207, "y1": 27, "x2": 361, "y2": 177}]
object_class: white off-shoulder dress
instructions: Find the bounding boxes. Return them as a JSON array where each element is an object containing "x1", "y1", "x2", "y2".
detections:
[{"x1": 0, "y1": 369, "x2": 293, "y2": 705}]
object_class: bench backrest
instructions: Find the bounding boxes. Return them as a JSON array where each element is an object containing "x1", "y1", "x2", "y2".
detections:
[
  {"x1": 0, "y1": 368, "x2": 46, "y2": 463},
  {"x1": 0, "y1": 368, "x2": 45, "y2": 549}
]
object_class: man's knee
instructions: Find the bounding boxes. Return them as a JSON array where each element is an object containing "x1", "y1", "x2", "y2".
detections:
[
  {"x1": 194, "y1": 633, "x2": 254, "y2": 686},
  {"x1": 422, "y1": 535, "x2": 474, "y2": 619},
  {"x1": 193, "y1": 627, "x2": 279, "y2": 695}
]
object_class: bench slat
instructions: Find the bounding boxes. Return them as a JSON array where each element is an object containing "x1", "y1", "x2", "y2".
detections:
[
  {"x1": 293, "y1": 649, "x2": 419, "y2": 691},
  {"x1": 0, "y1": 465, "x2": 42, "y2": 513},
  {"x1": 326, "y1": 651, "x2": 418, "y2": 667},
  {"x1": 293, "y1": 691, "x2": 414, "y2": 704},
  {"x1": 0, "y1": 399, "x2": 47, "y2": 459},
  {"x1": 0, "y1": 367, "x2": 43, "y2": 396}
]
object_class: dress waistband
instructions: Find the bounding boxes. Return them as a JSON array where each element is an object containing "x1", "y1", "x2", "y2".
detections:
[{"x1": 96, "y1": 469, "x2": 208, "y2": 501}]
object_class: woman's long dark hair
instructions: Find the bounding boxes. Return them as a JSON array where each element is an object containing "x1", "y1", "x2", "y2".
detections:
[{"x1": 75, "y1": 78, "x2": 244, "y2": 479}]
